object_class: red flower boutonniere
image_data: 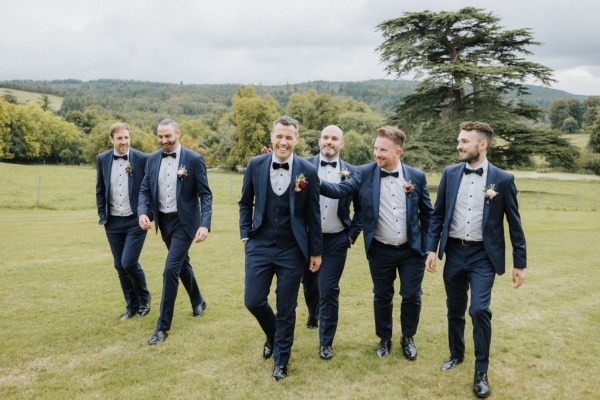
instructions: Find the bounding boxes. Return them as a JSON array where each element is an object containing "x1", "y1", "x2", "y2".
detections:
[
  {"x1": 404, "y1": 180, "x2": 415, "y2": 196},
  {"x1": 294, "y1": 173, "x2": 307, "y2": 192},
  {"x1": 125, "y1": 162, "x2": 133, "y2": 176},
  {"x1": 339, "y1": 168, "x2": 350, "y2": 181},
  {"x1": 483, "y1": 184, "x2": 497, "y2": 203},
  {"x1": 177, "y1": 165, "x2": 188, "y2": 181}
]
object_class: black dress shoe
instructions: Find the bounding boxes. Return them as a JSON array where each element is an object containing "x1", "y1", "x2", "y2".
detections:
[
  {"x1": 473, "y1": 371, "x2": 491, "y2": 398},
  {"x1": 263, "y1": 336, "x2": 274, "y2": 359},
  {"x1": 119, "y1": 309, "x2": 137, "y2": 320},
  {"x1": 319, "y1": 345, "x2": 334, "y2": 360},
  {"x1": 272, "y1": 365, "x2": 288, "y2": 381},
  {"x1": 192, "y1": 300, "x2": 207, "y2": 317},
  {"x1": 441, "y1": 356, "x2": 464, "y2": 371},
  {"x1": 147, "y1": 330, "x2": 168, "y2": 345},
  {"x1": 401, "y1": 336, "x2": 417, "y2": 360},
  {"x1": 138, "y1": 294, "x2": 151, "y2": 317},
  {"x1": 376, "y1": 339, "x2": 392, "y2": 358},
  {"x1": 306, "y1": 316, "x2": 318, "y2": 329}
]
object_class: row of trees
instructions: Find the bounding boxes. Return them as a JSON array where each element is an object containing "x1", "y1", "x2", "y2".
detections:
[{"x1": 548, "y1": 97, "x2": 600, "y2": 133}]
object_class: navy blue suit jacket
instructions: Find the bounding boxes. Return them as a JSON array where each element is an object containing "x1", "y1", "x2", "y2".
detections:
[
  {"x1": 320, "y1": 162, "x2": 432, "y2": 256},
  {"x1": 138, "y1": 146, "x2": 213, "y2": 240},
  {"x1": 96, "y1": 148, "x2": 148, "y2": 225},
  {"x1": 426, "y1": 162, "x2": 527, "y2": 275},
  {"x1": 239, "y1": 153, "x2": 323, "y2": 261},
  {"x1": 306, "y1": 155, "x2": 362, "y2": 243}
]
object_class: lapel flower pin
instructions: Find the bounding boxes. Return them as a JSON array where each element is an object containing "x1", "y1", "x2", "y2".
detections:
[
  {"x1": 125, "y1": 162, "x2": 133, "y2": 176},
  {"x1": 294, "y1": 173, "x2": 307, "y2": 192},
  {"x1": 483, "y1": 184, "x2": 497, "y2": 203},
  {"x1": 177, "y1": 165, "x2": 188, "y2": 181},
  {"x1": 404, "y1": 180, "x2": 415, "y2": 196},
  {"x1": 339, "y1": 168, "x2": 350, "y2": 181}
]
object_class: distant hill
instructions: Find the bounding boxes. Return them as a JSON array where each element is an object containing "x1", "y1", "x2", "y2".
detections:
[
  {"x1": 0, "y1": 87, "x2": 63, "y2": 111},
  {"x1": 0, "y1": 78, "x2": 587, "y2": 118}
]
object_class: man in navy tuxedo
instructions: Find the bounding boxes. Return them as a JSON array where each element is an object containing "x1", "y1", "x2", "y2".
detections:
[
  {"x1": 320, "y1": 126, "x2": 432, "y2": 361},
  {"x1": 96, "y1": 122, "x2": 151, "y2": 320},
  {"x1": 301, "y1": 125, "x2": 362, "y2": 360},
  {"x1": 239, "y1": 115, "x2": 323, "y2": 381},
  {"x1": 425, "y1": 121, "x2": 526, "y2": 399},
  {"x1": 138, "y1": 119, "x2": 213, "y2": 345}
]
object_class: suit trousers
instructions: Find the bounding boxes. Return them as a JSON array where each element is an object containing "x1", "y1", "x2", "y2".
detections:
[
  {"x1": 156, "y1": 214, "x2": 204, "y2": 331},
  {"x1": 443, "y1": 240, "x2": 496, "y2": 373},
  {"x1": 104, "y1": 215, "x2": 150, "y2": 311},
  {"x1": 367, "y1": 240, "x2": 425, "y2": 340},
  {"x1": 317, "y1": 231, "x2": 350, "y2": 346},
  {"x1": 244, "y1": 239, "x2": 305, "y2": 366}
]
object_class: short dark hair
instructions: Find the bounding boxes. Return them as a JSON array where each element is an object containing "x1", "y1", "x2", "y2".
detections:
[
  {"x1": 109, "y1": 122, "x2": 129, "y2": 138},
  {"x1": 460, "y1": 121, "x2": 493, "y2": 143},
  {"x1": 376, "y1": 126, "x2": 406, "y2": 148},
  {"x1": 272, "y1": 115, "x2": 299, "y2": 136},
  {"x1": 158, "y1": 118, "x2": 179, "y2": 133}
]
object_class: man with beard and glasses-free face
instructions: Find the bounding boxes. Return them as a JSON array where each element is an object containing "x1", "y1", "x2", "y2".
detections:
[
  {"x1": 239, "y1": 115, "x2": 322, "y2": 381},
  {"x1": 320, "y1": 126, "x2": 432, "y2": 362},
  {"x1": 301, "y1": 125, "x2": 362, "y2": 360},
  {"x1": 138, "y1": 119, "x2": 213, "y2": 345},
  {"x1": 425, "y1": 121, "x2": 526, "y2": 399},
  {"x1": 96, "y1": 122, "x2": 151, "y2": 321}
]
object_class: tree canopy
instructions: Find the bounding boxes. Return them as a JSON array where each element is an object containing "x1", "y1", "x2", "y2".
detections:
[{"x1": 377, "y1": 7, "x2": 576, "y2": 169}]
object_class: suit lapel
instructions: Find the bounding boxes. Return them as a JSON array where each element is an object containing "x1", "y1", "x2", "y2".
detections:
[
  {"x1": 372, "y1": 164, "x2": 380, "y2": 225},
  {"x1": 127, "y1": 151, "x2": 134, "y2": 198},
  {"x1": 446, "y1": 165, "x2": 463, "y2": 221},
  {"x1": 259, "y1": 155, "x2": 271, "y2": 217},
  {"x1": 289, "y1": 156, "x2": 301, "y2": 216},
  {"x1": 176, "y1": 147, "x2": 185, "y2": 202},
  {"x1": 402, "y1": 163, "x2": 412, "y2": 224},
  {"x1": 103, "y1": 153, "x2": 112, "y2": 205},
  {"x1": 483, "y1": 163, "x2": 496, "y2": 228}
]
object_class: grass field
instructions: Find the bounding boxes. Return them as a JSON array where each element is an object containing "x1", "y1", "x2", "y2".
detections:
[
  {"x1": 0, "y1": 162, "x2": 599, "y2": 399},
  {"x1": 0, "y1": 88, "x2": 63, "y2": 111}
]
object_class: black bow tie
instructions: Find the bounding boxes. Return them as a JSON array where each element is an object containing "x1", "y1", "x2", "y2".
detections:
[
  {"x1": 162, "y1": 152, "x2": 176, "y2": 159},
  {"x1": 113, "y1": 154, "x2": 128, "y2": 161},
  {"x1": 320, "y1": 160, "x2": 337, "y2": 168},
  {"x1": 464, "y1": 168, "x2": 483, "y2": 176},
  {"x1": 380, "y1": 170, "x2": 399, "y2": 178},
  {"x1": 273, "y1": 162, "x2": 289, "y2": 170}
]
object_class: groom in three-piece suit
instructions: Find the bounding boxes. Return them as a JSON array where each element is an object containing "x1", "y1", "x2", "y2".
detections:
[
  {"x1": 138, "y1": 119, "x2": 213, "y2": 345},
  {"x1": 425, "y1": 121, "x2": 526, "y2": 399},
  {"x1": 320, "y1": 126, "x2": 432, "y2": 361},
  {"x1": 239, "y1": 115, "x2": 322, "y2": 381},
  {"x1": 301, "y1": 125, "x2": 362, "y2": 360},
  {"x1": 96, "y1": 122, "x2": 151, "y2": 320}
]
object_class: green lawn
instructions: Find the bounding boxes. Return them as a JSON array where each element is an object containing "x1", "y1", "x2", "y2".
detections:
[
  {"x1": 0, "y1": 163, "x2": 599, "y2": 399},
  {"x1": 0, "y1": 88, "x2": 63, "y2": 111}
]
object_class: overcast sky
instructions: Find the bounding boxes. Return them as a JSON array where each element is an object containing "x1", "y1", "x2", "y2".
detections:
[{"x1": 2, "y1": 0, "x2": 599, "y2": 95}]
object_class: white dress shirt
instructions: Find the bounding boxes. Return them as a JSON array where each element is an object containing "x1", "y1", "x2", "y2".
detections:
[
  {"x1": 449, "y1": 160, "x2": 488, "y2": 241},
  {"x1": 270, "y1": 153, "x2": 293, "y2": 196},
  {"x1": 318, "y1": 156, "x2": 344, "y2": 234},
  {"x1": 158, "y1": 145, "x2": 181, "y2": 213},
  {"x1": 109, "y1": 150, "x2": 133, "y2": 217},
  {"x1": 375, "y1": 164, "x2": 408, "y2": 246}
]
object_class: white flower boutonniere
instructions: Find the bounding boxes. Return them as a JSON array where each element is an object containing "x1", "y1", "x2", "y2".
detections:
[
  {"x1": 483, "y1": 184, "x2": 497, "y2": 203},
  {"x1": 177, "y1": 165, "x2": 188, "y2": 181},
  {"x1": 339, "y1": 168, "x2": 350, "y2": 181},
  {"x1": 125, "y1": 162, "x2": 133, "y2": 176},
  {"x1": 294, "y1": 173, "x2": 307, "y2": 192},
  {"x1": 404, "y1": 180, "x2": 415, "y2": 196}
]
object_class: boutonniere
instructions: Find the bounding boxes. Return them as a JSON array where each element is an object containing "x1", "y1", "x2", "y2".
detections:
[
  {"x1": 177, "y1": 165, "x2": 188, "y2": 181},
  {"x1": 339, "y1": 168, "x2": 350, "y2": 181},
  {"x1": 404, "y1": 180, "x2": 415, "y2": 196},
  {"x1": 483, "y1": 184, "x2": 497, "y2": 203},
  {"x1": 294, "y1": 173, "x2": 307, "y2": 192},
  {"x1": 125, "y1": 162, "x2": 133, "y2": 176}
]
